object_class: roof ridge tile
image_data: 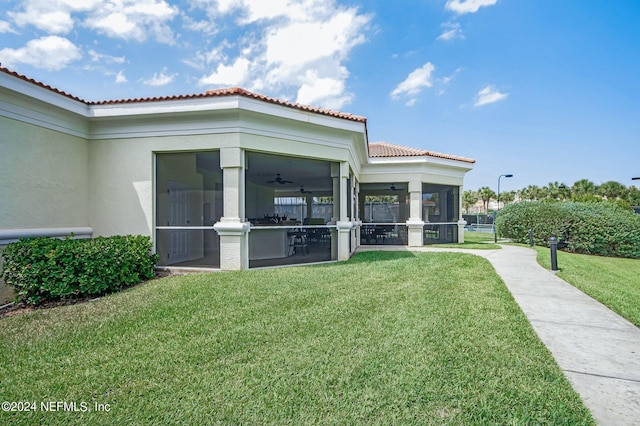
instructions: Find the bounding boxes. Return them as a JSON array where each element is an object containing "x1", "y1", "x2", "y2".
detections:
[{"x1": 369, "y1": 141, "x2": 475, "y2": 164}]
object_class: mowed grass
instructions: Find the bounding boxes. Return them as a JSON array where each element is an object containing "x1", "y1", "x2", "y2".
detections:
[
  {"x1": 535, "y1": 247, "x2": 640, "y2": 327},
  {"x1": 0, "y1": 252, "x2": 592, "y2": 425}
]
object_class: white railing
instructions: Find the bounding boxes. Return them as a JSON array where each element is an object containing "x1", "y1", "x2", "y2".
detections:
[{"x1": 0, "y1": 227, "x2": 93, "y2": 246}]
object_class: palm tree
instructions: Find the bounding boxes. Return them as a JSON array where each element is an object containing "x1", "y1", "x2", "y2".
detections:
[
  {"x1": 477, "y1": 186, "x2": 496, "y2": 214},
  {"x1": 597, "y1": 180, "x2": 628, "y2": 200},
  {"x1": 500, "y1": 190, "x2": 516, "y2": 206},
  {"x1": 520, "y1": 185, "x2": 543, "y2": 201},
  {"x1": 462, "y1": 190, "x2": 479, "y2": 214},
  {"x1": 571, "y1": 179, "x2": 598, "y2": 201},
  {"x1": 545, "y1": 181, "x2": 570, "y2": 201}
]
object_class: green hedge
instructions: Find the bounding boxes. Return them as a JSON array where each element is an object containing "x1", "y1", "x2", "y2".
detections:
[
  {"x1": 2, "y1": 235, "x2": 159, "y2": 305},
  {"x1": 496, "y1": 201, "x2": 640, "y2": 258}
]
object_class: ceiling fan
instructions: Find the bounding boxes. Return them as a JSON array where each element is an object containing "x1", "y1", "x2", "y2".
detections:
[
  {"x1": 388, "y1": 184, "x2": 403, "y2": 191},
  {"x1": 267, "y1": 173, "x2": 293, "y2": 185},
  {"x1": 299, "y1": 186, "x2": 313, "y2": 194}
]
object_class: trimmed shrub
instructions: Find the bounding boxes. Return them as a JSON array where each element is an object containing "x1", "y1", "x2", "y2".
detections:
[
  {"x1": 2, "y1": 235, "x2": 159, "y2": 305},
  {"x1": 496, "y1": 201, "x2": 640, "y2": 258}
]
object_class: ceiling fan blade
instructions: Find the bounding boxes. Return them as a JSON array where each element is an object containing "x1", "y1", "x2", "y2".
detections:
[{"x1": 267, "y1": 173, "x2": 291, "y2": 184}]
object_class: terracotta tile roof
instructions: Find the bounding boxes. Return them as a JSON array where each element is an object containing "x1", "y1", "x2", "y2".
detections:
[
  {"x1": 0, "y1": 66, "x2": 85, "y2": 103},
  {"x1": 369, "y1": 141, "x2": 476, "y2": 163},
  {"x1": 0, "y1": 67, "x2": 366, "y2": 123},
  {"x1": 202, "y1": 87, "x2": 367, "y2": 122}
]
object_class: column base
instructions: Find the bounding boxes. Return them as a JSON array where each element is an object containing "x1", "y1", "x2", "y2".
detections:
[
  {"x1": 213, "y1": 221, "x2": 250, "y2": 270},
  {"x1": 406, "y1": 220, "x2": 425, "y2": 247},
  {"x1": 336, "y1": 221, "x2": 354, "y2": 261},
  {"x1": 457, "y1": 220, "x2": 467, "y2": 243}
]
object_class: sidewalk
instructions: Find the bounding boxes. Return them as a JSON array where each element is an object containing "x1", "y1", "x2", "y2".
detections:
[{"x1": 357, "y1": 244, "x2": 640, "y2": 425}]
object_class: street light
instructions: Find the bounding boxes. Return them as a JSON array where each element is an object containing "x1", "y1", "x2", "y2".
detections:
[
  {"x1": 495, "y1": 173, "x2": 514, "y2": 243},
  {"x1": 633, "y1": 177, "x2": 640, "y2": 181}
]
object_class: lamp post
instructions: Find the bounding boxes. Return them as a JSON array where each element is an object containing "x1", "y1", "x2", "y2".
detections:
[
  {"x1": 633, "y1": 177, "x2": 640, "y2": 181},
  {"x1": 495, "y1": 174, "x2": 514, "y2": 243}
]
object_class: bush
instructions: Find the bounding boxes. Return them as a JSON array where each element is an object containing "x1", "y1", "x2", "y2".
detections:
[
  {"x1": 2, "y1": 235, "x2": 159, "y2": 305},
  {"x1": 496, "y1": 201, "x2": 640, "y2": 258}
]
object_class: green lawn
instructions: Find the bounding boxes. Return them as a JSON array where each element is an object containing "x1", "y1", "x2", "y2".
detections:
[
  {"x1": 535, "y1": 247, "x2": 640, "y2": 327},
  {"x1": 433, "y1": 231, "x2": 500, "y2": 249},
  {"x1": 0, "y1": 252, "x2": 592, "y2": 425}
]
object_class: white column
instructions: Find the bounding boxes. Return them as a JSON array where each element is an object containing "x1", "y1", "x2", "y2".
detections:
[
  {"x1": 457, "y1": 185, "x2": 466, "y2": 243},
  {"x1": 353, "y1": 180, "x2": 361, "y2": 250},
  {"x1": 335, "y1": 162, "x2": 351, "y2": 260},
  {"x1": 213, "y1": 147, "x2": 249, "y2": 270},
  {"x1": 406, "y1": 180, "x2": 424, "y2": 246}
]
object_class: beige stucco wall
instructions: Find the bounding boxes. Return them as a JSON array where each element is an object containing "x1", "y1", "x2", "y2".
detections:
[
  {"x1": 88, "y1": 132, "x2": 239, "y2": 238},
  {"x1": 0, "y1": 116, "x2": 89, "y2": 229}
]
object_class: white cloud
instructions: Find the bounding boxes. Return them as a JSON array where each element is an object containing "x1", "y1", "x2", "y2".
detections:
[
  {"x1": 7, "y1": 0, "x2": 177, "y2": 43},
  {"x1": 142, "y1": 67, "x2": 177, "y2": 86},
  {"x1": 8, "y1": 0, "x2": 102, "y2": 34},
  {"x1": 89, "y1": 49, "x2": 125, "y2": 64},
  {"x1": 115, "y1": 70, "x2": 127, "y2": 83},
  {"x1": 193, "y1": 0, "x2": 371, "y2": 110},
  {"x1": 182, "y1": 15, "x2": 216, "y2": 34},
  {"x1": 437, "y1": 22, "x2": 464, "y2": 41},
  {"x1": 390, "y1": 62, "x2": 436, "y2": 105},
  {"x1": 436, "y1": 67, "x2": 462, "y2": 95},
  {"x1": 0, "y1": 36, "x2": 82, "y2": 70},
  {"x1": 474, "y1": 85, "x2": 508, "y2": 106},
  {"x1": 296, "y1": 69, "x2": 352, "y2": 109},
  {"x1": 200, "y1": 57, "x2": 250, "y2": 86},
  {"x1": 11, "y1": 9, "x2": 74, "y2": 34},
  {"x1": 182, "y1": 41, "x2": 235, "y2": 71},
  {"x1": 405, "y1": 98, "x2": 417, "y2": 107},
  {"x1": 84, "y1": 0, "x2": 179, "y2": 43},
  {"x1": 445, "y1": 0, "x2": 497, "y2": 14},
  {"x1": 0, "y1": 20, "x2": 17, "y2": 33}
]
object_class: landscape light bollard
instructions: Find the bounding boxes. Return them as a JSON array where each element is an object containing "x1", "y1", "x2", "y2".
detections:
[
  {"x1": 529, "y1": 229, "x2": 534, "y2": 247},
  {"x1": 549, "y1": 237, "x2": 559, "y2": 271}
]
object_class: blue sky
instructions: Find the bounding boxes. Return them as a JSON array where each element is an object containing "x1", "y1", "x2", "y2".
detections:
[{"x1": 1, "y1": 0, "x2": 639, "y2": 192}]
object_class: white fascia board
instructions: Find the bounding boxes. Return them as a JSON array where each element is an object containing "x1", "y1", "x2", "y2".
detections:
[
  {"x1": 367, "y1": 155, "x2": 474, "y2": 172},
  {"x1": 88, "y1": 95, "x2": 365, "y2": 133},
  {"x1": 360, "y1": 158, "x2": 472, "y2": 185},
  {"x1": 88, "y1": 96, "x2": 240, "y2": 118},
  {"x1": 0, "y1": 72, "x2": 89, "y2": 117},
  {"x1": 0, "y1": 88, "x2": 89, "y2": 138},
  {"x1": 359, "y1": 169, "x2": 467, "y2": 186},
  {"x1": 0, "y1": 99, "x2": 88, "y2": 139},
  {"x1": 237, "y1": 97, "x2": 366, "y2": 134}
]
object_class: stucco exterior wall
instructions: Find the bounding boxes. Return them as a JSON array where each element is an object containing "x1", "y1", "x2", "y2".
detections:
[
  {"x1": 0, "y1": 116, "x2": 89, "y2": 229},
  {"x1": 88, "y1": 132, "x2": 239, "y2": 237}
]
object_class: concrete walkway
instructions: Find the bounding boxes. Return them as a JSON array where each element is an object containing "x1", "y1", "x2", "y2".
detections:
[{"x1": 357, "y1": 244, "x2": 640, "y2": 425}]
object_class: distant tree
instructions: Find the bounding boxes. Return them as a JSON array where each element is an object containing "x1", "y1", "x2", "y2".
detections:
[
  {"x1": 500, "y1": 190, "x2": 516, "y2": 206},
  {"x1": 462, "y1": 190, "x2": 479, "y2": 214},
  {"x1": 544, "y1": 181, "x2": 570, "y2": 201},
  {"x1": 478, "y1": 186, "x2": 496, "y2": 214},
  {"x1": 520, "y1": 185, "x2": 544, "y2": 201},
  {"x1": 628, "y1": 186, "x2": 640, "y2": 207},
  {"x1": 571, "y1": 179, "x2": 599, "y2": 201},
  {"x1": 597, "y1": 180, "x2": 628, "y2": 200}
]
